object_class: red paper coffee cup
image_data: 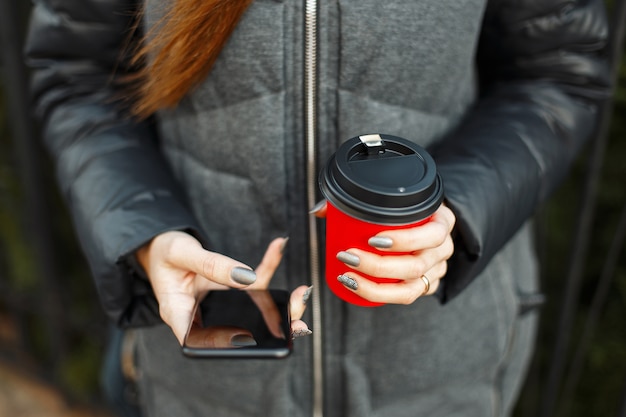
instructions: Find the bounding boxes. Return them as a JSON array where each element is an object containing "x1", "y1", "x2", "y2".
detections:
[{"x1": 319, "y1": 134, "x2": 444, "y2": 307}]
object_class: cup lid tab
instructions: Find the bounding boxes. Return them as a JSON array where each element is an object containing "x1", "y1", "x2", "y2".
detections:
[{"x1": 359, "y1": 134, "x2": 385, "y2": 154}]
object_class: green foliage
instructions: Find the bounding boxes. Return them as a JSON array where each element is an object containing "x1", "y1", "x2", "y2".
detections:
[
  {"x1": 0, "y1": 83, "x2": 108, "y2": 404},
  {"x1": 515, "y1": 17, "x2": 626, "y2": 416},
  {"x1": 59, "y1": 337, "x2": 106, "y2": 401},
  {"x1": 0, "y1": 87, "x2": 38, "y2": 292}
]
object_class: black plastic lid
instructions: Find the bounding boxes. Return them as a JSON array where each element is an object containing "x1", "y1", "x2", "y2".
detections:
[{"x1": 319, "y1": 134, "x2": 444, "y2": 224}]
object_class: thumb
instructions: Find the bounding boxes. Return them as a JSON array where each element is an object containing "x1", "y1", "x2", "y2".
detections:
[{"x1": 160, "y1": 292, "x2": 198, "y2": 345}]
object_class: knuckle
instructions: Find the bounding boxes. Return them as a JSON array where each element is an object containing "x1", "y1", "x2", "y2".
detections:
[
  {"x1": 440, "y1": 262, "x2": 449, "y2": 277},
  {"x1": 166, "y1": 234, "x2": 188, "y2": 262},
  {"x1": 433, "y1": 223, "x2": 449, "y2": 245},
  {"x1": 441, "y1": 204, "x2": 454, "y2": 218},
  {"x1": 158, "y1": 303, "x2": 172, "y2": 324},
  {"x1": 443, "y1": 204, "x2": 455, "y2": 219},
  {"x1": 201, "y1": 256, "x2": 218, "y2": 279},
  {"x1": 442, "y1": 237, "x2": 455, "y2": 259},
  {"x1": 448, "y1": 211, "x2": 457, "y2": 230},
  {"x1": 167, "y1": 233, "x2": 185, "y2": 252},
  {"x1": 400, "y1": 290, "x2": 419, "y2": 305},
  {"x1": 368, "y1": 255, "x2": 387, "y2": 277},
  {"x1": 409, "y1": 258, "x2": 427, "y2": 279}
]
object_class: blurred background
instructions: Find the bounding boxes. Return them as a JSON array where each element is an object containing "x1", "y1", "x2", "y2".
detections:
[{"x1": 1, "y1": 1, "x2": 625, "y2": 417}]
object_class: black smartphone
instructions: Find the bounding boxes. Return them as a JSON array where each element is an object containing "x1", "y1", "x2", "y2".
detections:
[{"x1": 182, "y1": 289, "x2": 292, "y2": 359}]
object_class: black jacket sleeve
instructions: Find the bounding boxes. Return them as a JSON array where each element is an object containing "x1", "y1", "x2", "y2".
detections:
[
  {"x1": 431, "y1": 0, "x2": 612, "y2": 302},
  {"x1": 24, "y1": 0, "x2": 204, "y2": 327}
]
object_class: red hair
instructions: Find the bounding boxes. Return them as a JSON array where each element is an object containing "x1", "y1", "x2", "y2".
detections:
[{"x1": 127, "y1": 0, "x2": 254, "y2": 118}]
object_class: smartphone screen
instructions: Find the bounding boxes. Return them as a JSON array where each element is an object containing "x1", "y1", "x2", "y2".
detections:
[{"x1": 182, "y1": 289, "x2": 292, "y2": 359}]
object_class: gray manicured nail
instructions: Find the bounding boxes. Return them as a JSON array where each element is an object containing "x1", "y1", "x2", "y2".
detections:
[
  {"x1": 368, "y1": 236, "x2": 393, "y2": 249},
  {"x1": 308, "y1": 200, "x2": 326, "y2": 214},
  {"x1": 337, "y1": 251, "x2": 360, "y2": 267},
  {"x1": 302, "y1": 286, "x2": 313, "y2": 304},
  {"x1": 231, "y1": 334, "x2": 257, "y2": 347},
  {"x1": 230, "y1": 267, "x2": 257, "y2": 285},
  {"x1": 337, "y1": 274, "x2": 358, "y2": 290},
  {"x1": 280, "y1": 237, "x2": 290, "y2": 254},
  {"x1": 292, "y1": 329, "x2": 313, "y2": 339}
]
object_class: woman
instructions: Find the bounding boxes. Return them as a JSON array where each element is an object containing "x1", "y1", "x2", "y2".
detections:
[{"x1": 24, "y1": 0, "x2": 611, "y2": 416}]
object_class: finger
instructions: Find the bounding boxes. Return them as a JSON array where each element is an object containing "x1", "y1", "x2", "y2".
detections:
[
  {"x1": 291, "y1": 320, "x2": 312, "y2": 339},
  {"x1": 336, "y1": 271, "x2": 442, "y2": 305},
  {"x1": 368, "y1": 205, "x2": 456, "y2": 252},
  {"x1": 421, "y1": 264, "x2": 445, "y2": 296},
  {"x1": 166, "y1": 235, "x2": 257, "y2": 287},
  {"x1": 339, "y1": 235, "x2": 453, "y2": 280},
  {"x1": 250, "y1": 237, "x2": 288, "y2": 290},
  {"x1": 309, "y1": 200, "x2": 327, "y2": 218},
  {"x1": 289, "y1": 285, "x2": 312, "y2": 321}
]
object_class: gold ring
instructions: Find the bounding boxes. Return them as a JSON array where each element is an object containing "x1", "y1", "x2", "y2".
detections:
[{"x1": 420, "y1": 275, "x2": 430, "y2": 295}]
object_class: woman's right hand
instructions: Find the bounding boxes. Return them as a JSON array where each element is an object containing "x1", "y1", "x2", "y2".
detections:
[{"x1": 136, "y1": 231, "x2": 307, "y2": 344}]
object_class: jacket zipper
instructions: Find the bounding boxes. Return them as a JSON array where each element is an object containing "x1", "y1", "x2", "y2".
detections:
[{"x1": 304, "y1": 0, "x2": 323, "y2": 416}]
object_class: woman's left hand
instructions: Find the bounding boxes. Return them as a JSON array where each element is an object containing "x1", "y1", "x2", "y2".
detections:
[{"x1": 331, "y1": 204, "x2": 456, "y2": 305}]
